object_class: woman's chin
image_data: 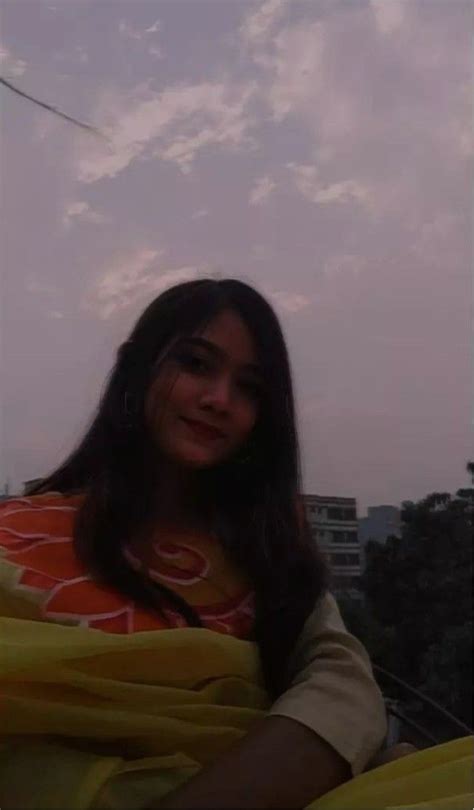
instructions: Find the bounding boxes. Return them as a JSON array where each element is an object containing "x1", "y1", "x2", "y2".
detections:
[
  {"x1": 161, "y1": 438, "x2": 234, "y2": 470},
  {"x1": 172, "y1": 449, "x2": 223, "y2": 470}
]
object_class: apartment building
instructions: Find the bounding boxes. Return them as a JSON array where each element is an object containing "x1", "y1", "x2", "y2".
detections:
[
  {"x1": 302, "y1": 494, "x2": 362, "y2": 599},
  {"x1": 0, "y1": 482, "x2": 10, "y2": 503},
  {"x1": 358, "y1": 505, "x2": 401, "y2": 567},
  {"x1": 23, "y1": 478, "x2": 44, "y2": 494}
]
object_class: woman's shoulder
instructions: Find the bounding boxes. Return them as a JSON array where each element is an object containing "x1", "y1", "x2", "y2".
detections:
[
  {"x1": 0, "y1": 489, "x2": 85, "y2": 511},
  {"x1": 0, "y1": 491, "x2": 85, "y2": 537}
]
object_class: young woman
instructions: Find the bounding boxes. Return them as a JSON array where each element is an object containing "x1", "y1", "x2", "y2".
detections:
[{"x1": 0, "y1": 279, "x2": 471, "y2": 809}]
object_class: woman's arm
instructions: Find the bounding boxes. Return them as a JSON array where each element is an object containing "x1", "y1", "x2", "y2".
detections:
[
  {"x1": 153, "y1": 592, "x2": 387, "y2": 809},
  {"x1": 154, "y1": 714, "x2": 350, "y2": 809},
  {"x1": 269, "y1": 592, "x2": 388, "y2": 776}
]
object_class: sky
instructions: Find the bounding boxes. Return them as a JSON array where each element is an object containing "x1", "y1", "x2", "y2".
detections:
[{"x1": 0, "y1": 0, "x2": 472, "y2": 516}]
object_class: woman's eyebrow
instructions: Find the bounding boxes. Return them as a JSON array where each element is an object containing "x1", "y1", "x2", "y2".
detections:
[{"x1": 182, "y1": 336, "x2": 262, "y2": 375}]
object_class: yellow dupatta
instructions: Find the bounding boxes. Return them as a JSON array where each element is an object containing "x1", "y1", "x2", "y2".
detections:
[
  {"x1": 0, "y1": 494, "x2": 472, "y2": 808},
  {"x1": 0, "y1": 617, "x2": 472, "y2": 810}
]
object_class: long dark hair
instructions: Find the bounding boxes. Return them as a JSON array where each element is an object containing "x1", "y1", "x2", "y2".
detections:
[{"x1": 28, "y1": 278, "x2": 328, "y2": 698}]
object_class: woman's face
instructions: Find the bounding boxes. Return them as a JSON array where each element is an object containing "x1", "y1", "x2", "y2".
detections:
[{"x1": 145, "y1": 309, "x2": 263, "y2": 469}]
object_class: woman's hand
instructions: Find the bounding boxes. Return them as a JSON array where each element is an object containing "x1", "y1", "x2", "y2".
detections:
[
  {"x1": 365, "y1": 742, "x2": 418, "y2": 771},
  {"x1": 150, "y1": 716, "x2": 350, "y2": 809}
]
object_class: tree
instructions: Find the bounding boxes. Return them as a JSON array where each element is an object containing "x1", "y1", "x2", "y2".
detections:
[
  {"x1": 337, "y1": 594, "x2": 398, "y2": 673},
  {"x1": 419, "y1": 621, "x2": 472, "y2": 726},
  {"x1": 359, "y1": 462, "x2": 473, "y2": 726},
  {"x1": 466, "y1": 460, "x2": 474, "y2": 485}
]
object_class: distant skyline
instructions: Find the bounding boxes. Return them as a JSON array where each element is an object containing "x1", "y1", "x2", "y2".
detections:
[{"x1": 1, "y1": 0, "x2": 472, "y2": 515}]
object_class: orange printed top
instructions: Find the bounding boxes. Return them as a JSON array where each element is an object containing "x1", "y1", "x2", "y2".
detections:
[{"x1": 0, "y1": 491, "x2": 255, "y2": 638}]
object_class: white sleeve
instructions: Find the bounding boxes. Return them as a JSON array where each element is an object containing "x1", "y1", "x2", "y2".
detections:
[{"x1": 268, "y1": 591, "x2": 388, "y2": 775}]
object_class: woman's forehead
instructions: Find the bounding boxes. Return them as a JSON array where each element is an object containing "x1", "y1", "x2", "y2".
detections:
[
  {"x1": 184, "y1": 335, "x2": 262, "y2": 377},
  {"x1": 153, "y1": 310, "x2": 261, "y2": 373},
  {"x1": 195, "y1": 310, "x2": 260, "y2": 368}
]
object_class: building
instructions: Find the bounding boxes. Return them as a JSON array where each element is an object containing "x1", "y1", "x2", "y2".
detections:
[
  {"x1": 358, "y1": 505, "x2": 401, "y2": 568},
  {"x1": 22, "y1": 478, "x2": 45, "y2": 495},
  {"x1": 303, "y1": 494, "x2": 362, "y2": 599}
]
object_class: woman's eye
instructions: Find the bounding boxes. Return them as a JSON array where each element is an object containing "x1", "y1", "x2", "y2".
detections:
[
  {"x1": 177, "y1": 352, "x2": 209, "y2": 373},
  {"x1": 239, "y1": 380, "x2": 262, "y2": 398}
]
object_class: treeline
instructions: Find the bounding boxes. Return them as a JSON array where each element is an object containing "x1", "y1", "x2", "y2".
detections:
[{"x1": 338, "y1": 461, "x2": 473, "y2": 736}]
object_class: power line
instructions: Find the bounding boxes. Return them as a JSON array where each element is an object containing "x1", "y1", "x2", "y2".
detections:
[{"x1": 0, "y1": 76, "x2": 109, "y2": 141}]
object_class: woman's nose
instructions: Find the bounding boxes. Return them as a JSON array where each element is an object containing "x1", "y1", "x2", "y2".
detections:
[{"x1": 200, "y1": 376, "x2": 233, "y2": 411}]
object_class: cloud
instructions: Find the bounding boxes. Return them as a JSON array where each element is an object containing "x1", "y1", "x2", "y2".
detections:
[
  {"x1": 62, "y1": 201, "x2": 110, "y2": 228},
  {"x1": 25, "y1": 279, "x2": 58, "y2": 296},
  {"x1": 240, "y1": 0, "x2": 287, "y2": 47},
  {"x1": 84, "y1": 248, "x2": 161, "y2": 319},
  {"x1": 83, "y1": 248, "x2": 208, "y2": 320},
  {"x1": 250, "y1": 244, "x2": 272, "y2": 262},
  {"x1": 145, "y1": 20, "x2": 161, "y2": 34},
  {"x1": 118, "y1": 20, "x2": 143, "y2": 40},
  {"x1": 75, "y1": 46, "x2": 89, "y2": 65},
  {"x1": 53, "y1": 46, "x2": 90, "y2": 66},
  {"x1": 312, "y1": 179, "x2": 372, "y2": 207},
  {"x1": 370, "y1": 0, "x2": 406, "y2": 35},
  {"x1": 286, "y1": 162, "x2": 318, "y2": 197},
  {"x1": 146, "y1": 19, "x2": 164, "y2": 57},
  {"x1": 119, "y1": 18, "x2": 162, "y2": 46},
  {"x1": 286, "y1": 163, "x2": 372, "y2": 209},
  {"x1": 411, "y1": 213, "x2": 467, "y2": 269},
  {"x1": 249, "y1": 174, "x2": 276, "y2": 206},
  {"x1": 191, "y1": 207, "x2": 209, "y2": 220},
  {"x1": 257, "y1": 20, "x2": 327, "y2": 121},
  {"x1": 148, "y1": 46, "x2": 164, "y2": 59},
  {"x1": 75, "y1": 79, "x2": 257, "y2": 182},
  {"x1": 322, "y1": 253, "x2": 368, "y2": 279},
  {"x1": 156, "y1": 129, "x2": 224, "y2": 175},
  {"x1": 0, "y1": 43, "x2": 28, "y2": 77},
  {"x1": 267, "y1": 290, "x2": 311, "y2": 313},
  {"x1": 245, "y1": 0, "x2": 470, "y2": 238}
]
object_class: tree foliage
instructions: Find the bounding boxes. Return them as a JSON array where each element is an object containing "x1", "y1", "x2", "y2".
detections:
[{"x1": 345, "y1": 462, "x2": 473, "y2": 728}]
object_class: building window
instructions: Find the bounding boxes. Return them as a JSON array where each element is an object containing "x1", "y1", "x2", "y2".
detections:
[
  {"x1": 330, "y1": 531, "x2": 358, "y2": 544},
  {"x1": 327, "y1": 507, "x2": 357, "y2": 521},
  {"x1": 330, "y1": 553, "x2": 360, "y2": 566}
]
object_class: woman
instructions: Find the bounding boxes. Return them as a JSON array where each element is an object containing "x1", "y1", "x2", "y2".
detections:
[{"x1": 0, "y1": 278, "x2": 471, "y2": 809}]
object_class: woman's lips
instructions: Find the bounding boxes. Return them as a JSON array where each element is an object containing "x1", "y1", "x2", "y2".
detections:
[{"x1": 181, "y1": 417, "x2": 226, "y2": 441}]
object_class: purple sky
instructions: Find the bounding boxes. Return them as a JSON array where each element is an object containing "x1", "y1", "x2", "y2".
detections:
[{"x1": 1, "y1": 0, "x2": 472, "y2": 516}]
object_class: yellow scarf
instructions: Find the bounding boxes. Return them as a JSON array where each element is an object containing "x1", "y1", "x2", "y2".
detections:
[{"x1": 0, "y1": 617, "x2": 472, "y2": 809}]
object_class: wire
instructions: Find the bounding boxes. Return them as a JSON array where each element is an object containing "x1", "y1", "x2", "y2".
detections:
[
  {"x1": 374, "y1": 664, "x2": 473, "y2": 736},
  {"x1": 387, "y1": 705, "x2": 440, "y2": 746},
  {"x1": 0, "y1": 76, "x2": 109, "y2": 141}
]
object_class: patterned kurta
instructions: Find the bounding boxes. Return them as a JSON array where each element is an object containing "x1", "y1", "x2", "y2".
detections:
[{"x1": 0, "y1": 491, "x2": 255, "y2": 638}]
